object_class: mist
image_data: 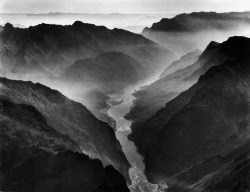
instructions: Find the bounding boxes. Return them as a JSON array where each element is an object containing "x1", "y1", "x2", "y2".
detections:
[
  {"x1": 0, "y1": 13, "x2": 175, "y2": 33},
  {"x1": 143, "y1": 25, "x2": 250, "y2": 56}
]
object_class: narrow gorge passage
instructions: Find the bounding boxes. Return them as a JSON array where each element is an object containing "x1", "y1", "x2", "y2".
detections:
[{"x1": 107, "y1": 85, "x2": 167, "y2": 192}]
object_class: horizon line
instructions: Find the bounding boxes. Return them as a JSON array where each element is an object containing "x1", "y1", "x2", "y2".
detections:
[
  {"x1": 1, "y1": 10, "x2": 250, "y2": 15},
  {"x1": 0, "y1": 11, "x2": 178, "y2": 15}
]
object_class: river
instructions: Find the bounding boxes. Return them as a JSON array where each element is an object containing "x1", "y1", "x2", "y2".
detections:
[{"x1": 107, "y1": 85, "x2": 167, "y2": 192}]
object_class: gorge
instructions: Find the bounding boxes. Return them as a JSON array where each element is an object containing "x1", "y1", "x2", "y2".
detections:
[
  {"x1": 108, "y1": 84, "x2": 169, "y2": 192},
  {"x1": 1, "y1": 9, "x2": 250, "y2": 192}
]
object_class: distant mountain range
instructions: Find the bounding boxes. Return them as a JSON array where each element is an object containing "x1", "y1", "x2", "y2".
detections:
[
  {"x1": 144, "y1": 12, "x2": 250, "y2": 32},
  {"x1": 126, "y1": 36, "x2": 250, "y2": 190},
  {"x1": 0, "y1": 12, "x2": 175, "y2": 33},
  {"x1": 0, "y1": 21, "x2": 176, "y2": 125},
  {"x1": 142, "y1": 11, "x2": 250, "y2": 55},
  {"x1": 0, "y1": 21, "x2": 169, "y2": 76}
]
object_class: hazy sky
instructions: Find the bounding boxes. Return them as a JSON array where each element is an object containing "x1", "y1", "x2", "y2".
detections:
[{"x1": 0, "y1": 0, "x2": 250, "y2": 14}]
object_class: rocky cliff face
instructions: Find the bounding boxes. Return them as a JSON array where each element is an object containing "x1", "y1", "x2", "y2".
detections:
[
  {"x1": 142, "y1": 12, "x2": 250, "y2": 55},
  {"x1": 127, "y1": 36, "x2": 250, "y2": 187},
  {"x1": 0, "y1": 77, "x2": 131, "y2": 186}
]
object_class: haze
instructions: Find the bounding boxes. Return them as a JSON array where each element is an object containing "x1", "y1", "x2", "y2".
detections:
[{"x1": 1, "y1": 0, "x2": 250, "y2": 14}]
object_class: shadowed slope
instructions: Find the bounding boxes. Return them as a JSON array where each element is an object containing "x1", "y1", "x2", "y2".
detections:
[
  {"x1": 127, "y1": 37, "x2": 250, "y2": 185},
  {"x1": 0, "y1": 77, "x2": 131, "y2": 182}
]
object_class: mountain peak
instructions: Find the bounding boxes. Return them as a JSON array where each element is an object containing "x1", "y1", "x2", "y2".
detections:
[
  {"x1": 72, "y1": 20, "x2": 107, "y2": 30},
  {"x1": 225, "y1": 36, "x2": 250, "y2": 44},
  {"x1": 4, "y1": 23, "x2": 14, "y2": 28},
  {"x1": 206, "y1": 41, "x2": 220, "y2": 49},
  {"x1": 72, "y1": 20, "x2": 85, "y2": 26},
  {"x1": 219, "y1": 36, "x2": 250, "y2": 60}
]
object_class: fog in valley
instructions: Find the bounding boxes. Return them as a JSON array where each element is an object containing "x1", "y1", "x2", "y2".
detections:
[{"x1": 1, "y1": 0, "x2": 250, "y2": 192}]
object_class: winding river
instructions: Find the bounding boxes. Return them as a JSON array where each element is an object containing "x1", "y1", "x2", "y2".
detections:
[{"x1": 107, "y1": 85, "x2": 167, "y2": 192}]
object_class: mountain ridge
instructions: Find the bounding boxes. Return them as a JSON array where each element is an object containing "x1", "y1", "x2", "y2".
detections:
[
  {"x1": 0, "y1": 21, "x2": 176, "y2": 126},
  {"x1": 141, "y1": 11, "x2": 250, "y2": 55},
  {"x1": 126, "y1": 36, "x2": 250, "y2": 186},
  {"x1": 0, "y1": 77, "x2": 131, "y2": 182},
  {"x1": 0, "y1": 94, "x2": 129, "y2": 191}
]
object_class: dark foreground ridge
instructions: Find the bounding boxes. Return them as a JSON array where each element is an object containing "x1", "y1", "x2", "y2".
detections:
[{"x1": 0, "y1": 77, "x2": 131, "y2": 191}]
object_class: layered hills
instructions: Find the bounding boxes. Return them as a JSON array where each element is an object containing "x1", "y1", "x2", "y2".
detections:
[
  {"x1": 63, "y1": 52, "x2": 148, "y2": 93},
  {"x1": 0, "y1": 21, "x2": 176, "y2": 125},
  {"x1": 142, "y1": 12, "x2": 250, "y2": 55},
  {"x1": 0, "y1": 21, "x2": 175, "y2": 77},
  {"x1": 126, "y1": 36, "x2": 250, "y2": 190},
  {"x1": 62, "y1": 51, "x2": 150, "y2": 124},
  {"x1": 126, "y1": 40, "x2": 226, "y2": 128},
  {"x1": 125, "y1": 49, "x2": 202, "y2": 126}
]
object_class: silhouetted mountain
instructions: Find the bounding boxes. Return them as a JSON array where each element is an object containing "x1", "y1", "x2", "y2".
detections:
[
  {"x1": 127, "y1": 36, "x2": 250, "y2": 187},
  {"x1": 0, "y1": 21, "x2": 175, "y2": 77},
  {"x1": 145, "y1": 12, "x2": 250, "y2": 32},
  {"x1": 142, "y1": 12, "x2": 250, "y2": 55},
  {"x1": 0, "y1": 77, "x2": 131, "y2": 184}
]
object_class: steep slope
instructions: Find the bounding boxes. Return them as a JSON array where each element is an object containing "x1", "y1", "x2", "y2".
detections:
[
  {"x1": 0, "y1": 22, "x2": 175, "y2": 78},
  {"x1": 168, "y1": 141, "x2": 250, "y2": 192},
  {"x1": 126, "y1": 42, "x2": 222, "y2": 128},
  {"x1": 146, "y1": 12, "x2": 250, "y2": 32},
  {"x1": 62, "y1": 52, "x2": 150, "y2": 125},
  {"x1": 0, "y1": 97, "x2": 129, "y2": 191},
  {"x1": 61, "y1": 52, "x2": 150, "y2": 125},
  {"x1": 127, "y1": 36, "x2": 250, "y2": 184},
  {"x1": 0, "y1": 77, "x2": 130, "y2": 182},
  {"x1": 160, "y1": 49, "x2": 201, "y2": 78},
  {"x1": 142, "y1": 12, "x2": 250, "y2": 55}
]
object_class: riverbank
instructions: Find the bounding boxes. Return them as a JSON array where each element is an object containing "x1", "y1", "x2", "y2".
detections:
[{"x1": 107, "y1": 85, "x2": 162, "y2": 192}]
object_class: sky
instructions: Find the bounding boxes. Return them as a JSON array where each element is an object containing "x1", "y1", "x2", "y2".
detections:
[{"x1": 0, "y1": 0, "x2": 250, "y2": 14}]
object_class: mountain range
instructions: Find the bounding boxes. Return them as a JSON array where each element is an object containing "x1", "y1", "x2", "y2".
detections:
[
  {"x1": 0, "y1": 77, "x2": 131, "y2": 191},
  {"x1": 142, "y1": 11, "x2": 250, "y2": 55},
  {"x1": 0, "y1": 21, "x2": 176, "y2": 126},
  {"x1": 1, "y1": 11, "x2": 250, "y2": 192},
  {"x1": 0, "y1": 21, "x2": 175, "y2": 77},
  {"x1": 126, "y1": 36, "x2": 250, "y2": 191},
  {"x1": 125, "y1": 49, "x2": 202, "y2": 126}
]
